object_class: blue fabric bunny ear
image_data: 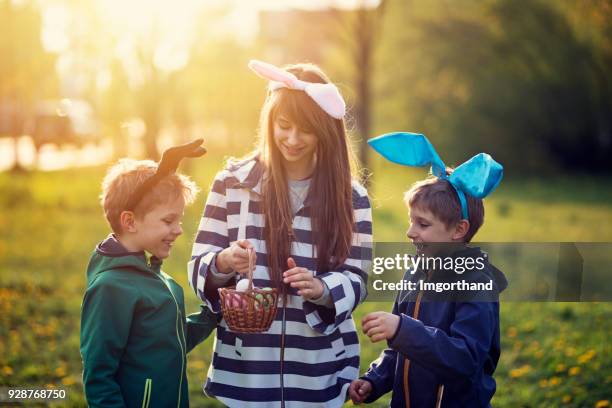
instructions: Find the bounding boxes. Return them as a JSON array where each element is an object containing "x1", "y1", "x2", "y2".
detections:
[
  {"x1": 367, "y1": 132, "x2": 447, "y2": 177},
  {"x1": 368, "y1": 132, "x2": 503, "y2": 220},
  {"x1": 449, "y1": 153, "x2": 503, "y2": 199}
]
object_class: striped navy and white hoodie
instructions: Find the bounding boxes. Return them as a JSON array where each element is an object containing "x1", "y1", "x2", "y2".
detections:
[{"x1": 188, "y1": 156, "x2": 373, "y2": 408}]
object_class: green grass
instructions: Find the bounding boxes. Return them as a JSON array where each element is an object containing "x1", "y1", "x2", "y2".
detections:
[{"x1": 0, "y1": 158, "x2": 610, "y2": 407}]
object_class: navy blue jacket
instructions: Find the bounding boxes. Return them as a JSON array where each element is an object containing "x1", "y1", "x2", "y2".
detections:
[{"x1": 362, "y1": 246, "x2": 507, "y2": 408}]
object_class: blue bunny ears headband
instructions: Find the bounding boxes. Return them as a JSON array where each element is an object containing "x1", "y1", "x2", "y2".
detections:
[{"x1": 368, "y1": 132, "x2": 503, "y2": 220}]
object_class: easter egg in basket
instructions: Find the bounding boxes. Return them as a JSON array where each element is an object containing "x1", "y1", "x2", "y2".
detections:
[
  {"x1": 254, "y1": 287, "x2": 274, "y2": 309},
  {"x1": 224, "y1": 292, "x2": 244, "y2": 309},
  {"x1": 235, "y1": 278, "x2": 250, "y2": 292}
]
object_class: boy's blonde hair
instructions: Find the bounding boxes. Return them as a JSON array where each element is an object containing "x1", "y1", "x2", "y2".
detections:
[
  {"x1": 100, "y1": 159, "x2": 199, "y2": 233},
  {"x1": 404, "y1": 173, "x2": 484, "y2": 242}
]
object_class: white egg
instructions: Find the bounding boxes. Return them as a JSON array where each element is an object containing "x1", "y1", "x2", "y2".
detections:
[{"x1": 235, "y1": 279, "x2": 251, "y2": 292}]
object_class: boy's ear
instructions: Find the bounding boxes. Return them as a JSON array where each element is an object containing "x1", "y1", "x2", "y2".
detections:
[
  {"x1": 452, "y1": 219, "x2": 470, "y2": 241},
  {"x1": 119, "y1": 211, "x2": 138, "y2": 233}
]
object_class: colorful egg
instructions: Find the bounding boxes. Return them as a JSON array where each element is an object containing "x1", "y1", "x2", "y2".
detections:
[
  {"x1": 235, "y1": 279, "x2": 250, "y2": 292},
  {"x1": 254, "y1": 293, "x2": 264, "y2": 309},
  {"x1": 231, "y1": 293, "x2": 243, "y2": 309}
]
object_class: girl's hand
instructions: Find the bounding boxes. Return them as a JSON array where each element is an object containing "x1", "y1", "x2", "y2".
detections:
[
  {"x1": 362, "y1": 312, "x2": 401, "y2": 343},
  {"x1": 216, "y1": 240, "x2": 256, "y2": 276},
  {"x1": 283, "y1": 257, "x2": 324, "y2": 300},
  {"x1": 348, "y1": 379, "x2": 373, "y2": 404}
]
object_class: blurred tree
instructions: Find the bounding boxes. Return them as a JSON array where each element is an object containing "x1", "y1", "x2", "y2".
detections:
[
  {"x1": 330, "y1": 0, "x2": 387, "y2": 184},
  {"x1": 137, "y1": 54, "x2": 165, "y2": 161},
  {"x1": 561, "y1": 0, "x2": 612, "y2": 169},
  {"x1": 375, "y1": 0, "x2": 612, "y2": 173},
  {"x1": 115, "y1": 7, "x2": 262, "y2": 161},
  {"x1": 170, "y1": 7, "x2": 263, "y2": 158},
  {"x1": 0, "y1": 0, "x2": 57, "y2": 170},
  {"x1": 480, "y1": 0, "x2": 611, "y2": 170},
  {"x1": 98, "y1": 59, "x2": 133, "y2": 159}
]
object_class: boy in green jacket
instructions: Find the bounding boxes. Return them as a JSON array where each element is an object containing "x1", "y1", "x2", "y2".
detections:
[{"x1": 80, "y1": 140, "x2": 217, "y2": 407}]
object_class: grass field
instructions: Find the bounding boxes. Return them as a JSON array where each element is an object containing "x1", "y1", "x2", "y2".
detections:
[{"x1": 0, "y1": 155, "x2": 610, "y2": 407}]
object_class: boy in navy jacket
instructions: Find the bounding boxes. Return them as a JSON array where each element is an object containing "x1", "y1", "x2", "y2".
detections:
[{"x1": 350, "y1": 174, "x2": 507, "y2": 408}]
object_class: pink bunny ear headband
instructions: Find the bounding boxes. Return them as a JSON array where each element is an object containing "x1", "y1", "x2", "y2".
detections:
[{"x1": 248, "y1": 59, "x2": 346, "y2": 120}]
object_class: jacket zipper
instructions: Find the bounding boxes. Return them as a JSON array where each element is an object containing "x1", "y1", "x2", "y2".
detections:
[
  {"x1": 280, "y1": 285, "x2": 287, "y2": 408},
  {"x1": 153, "y1": 272, "x2": 186, "y2": 408},
  {"x1": 402, "y1": 289, "x2": 423, "y2": 408},
  {"x1": 435, "y1": 384, "x2": 445, "y2": 408},
  {"x1": 141, "y1": 378, "x2": 152, "y2": 408},
  {"x1": 403, "y1": 270, "x2": 427, "y2": 408},
  {"x1": 402, "y1": 270, "x2": 444, "y2": 408},
  {"x1": 279, "y1": 200, "x2": 306, "y2": 408}
]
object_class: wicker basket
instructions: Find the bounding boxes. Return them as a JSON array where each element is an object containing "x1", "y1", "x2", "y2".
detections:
[
  {"x1": 218, "y1": 286, "x2": 278, "y2": 333},
  {"x1": 218, "y1": 248, "x2": 278, "y2": 333}
]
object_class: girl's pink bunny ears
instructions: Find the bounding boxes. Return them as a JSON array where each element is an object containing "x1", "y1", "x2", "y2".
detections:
[{"x1": 248, "y1": 59, "x2": 346, "y2": 120}]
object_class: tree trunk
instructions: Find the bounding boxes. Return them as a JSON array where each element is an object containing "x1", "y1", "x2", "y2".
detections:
[
  {"x1": 143, "y1": 124, "x2": 160, "y2": 161},
  {"x1": 354, "y1": 6, "x2": 375, "y2": 187},
  {"x1": 10, "y1": 135, "x2": 25, "y2": 171},
  {"x1": 142, "y1": 93, "x2": 161, "y2": 161}
]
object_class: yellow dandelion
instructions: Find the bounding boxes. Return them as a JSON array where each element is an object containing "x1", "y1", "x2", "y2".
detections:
[
  {"x1": 555, "y1": 364, "x2": 566, "y2": 373},
  {"x1": 568, "y1": 366, "x2": 581, "y2": 376},
  {"x1": 562, "y1": 395, "x2": 571, "y2": 403},
  {"x1": 548, "y1": 376, "x2": 561, "y2": 386},
  {"x1": 55, "y1": 366, "x2": 67, "y2": 377},
  {"x1": 595, "y1": 400, "x2": 610, "y2": 408},
  {"x1": 509, "y1": 369, "x2": 522, "y2": 378},
  {"x1": 509, "y1": 365, "x2": 531, "y2": 379},
  {"x1": 62, "y1": 376, "x2": 76, "y2": 386},
  {"x1": 507, "y1": 327, "x2": 517, "y2": 338},
  {"x1": 539, "y1": 379, "x2": 548, "y2": 388},
  {"x1": 2, "y1": 366, "x2": 13, "y2": 376},
  {"x1": 578, "y1": 349, "x2": 596, "y2": 364}
]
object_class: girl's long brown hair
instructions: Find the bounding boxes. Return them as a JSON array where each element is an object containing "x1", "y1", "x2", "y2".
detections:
[{"x1": 257, "y1": 63, "x2": 356, "y2": 286}]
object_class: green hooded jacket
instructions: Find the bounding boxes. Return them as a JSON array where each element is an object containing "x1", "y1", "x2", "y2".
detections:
[{"x1": 80, "y1": 235, "x2": 217, "y2": 408}]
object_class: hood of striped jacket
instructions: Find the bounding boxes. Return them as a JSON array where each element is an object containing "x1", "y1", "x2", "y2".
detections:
[{"x1": 225, "y1": 155, "x2": 265, "y2": 195}]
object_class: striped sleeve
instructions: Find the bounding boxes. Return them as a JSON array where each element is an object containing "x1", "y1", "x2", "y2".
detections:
[
  {"x1": 188, "y1": 171, "x2": 234, "y2": 313},
  {"x1": 303, "y1": 189, "x2": 373, "y2": 335}
]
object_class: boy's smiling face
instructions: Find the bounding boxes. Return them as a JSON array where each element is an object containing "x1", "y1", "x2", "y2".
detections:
[
  {"x1": 132, "y1": 196, "x2": 185, "y2": 259},
  {"x1": 407, "y1": 205, "x2": 465, "y2": 255}
]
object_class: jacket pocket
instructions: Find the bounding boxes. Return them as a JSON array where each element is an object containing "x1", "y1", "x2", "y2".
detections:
[{"x1": 141, "y1": 378, "x2": 152, "y2": 408}]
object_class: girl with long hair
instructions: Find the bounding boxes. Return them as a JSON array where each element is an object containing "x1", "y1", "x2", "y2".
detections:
[{"x1": 188, "y1": 60, "x2": 372, "y2": 407}]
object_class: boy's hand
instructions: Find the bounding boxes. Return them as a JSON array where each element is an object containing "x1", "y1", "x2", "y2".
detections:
[
  {"x1": 362, "y1": 312, "x2": 400, "y2": 343},
  {"x1": 349, "y1": 379, "x2": 372, "y2": 404},
  {"x1": 216, "y1": 240, "x2": 256, "y2": 275},
  {"x1": 283, "y1": 257, "x2": 324, "y2": 300}
]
